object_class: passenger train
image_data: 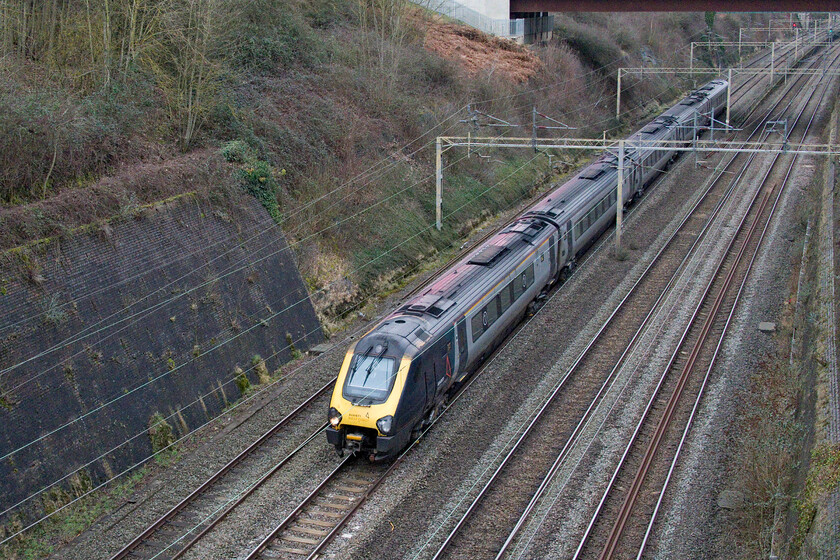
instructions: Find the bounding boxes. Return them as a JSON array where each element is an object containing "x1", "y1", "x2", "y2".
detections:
[{"x1": 326, "y1": 79, "x2": 729, "y2": 460}]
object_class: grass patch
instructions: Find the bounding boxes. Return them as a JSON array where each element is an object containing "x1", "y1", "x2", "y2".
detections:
[
  {"x1": 792, "y1": 442, "x2": 840, "y2": 554},
  {"x1": 0, "y1": 467, "x2": 147, "y2": 560},
  {"x1": 732, "y1": 357, "x2": 805, "y2": 556}
]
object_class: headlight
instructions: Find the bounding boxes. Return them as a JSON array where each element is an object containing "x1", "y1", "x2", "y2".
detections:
[
  {"x1": 376, "y1": 415, "x2": 394, "y2": 435},
  {"x1": 328, "y1": 407, "x2": 342, "y2": 427}
]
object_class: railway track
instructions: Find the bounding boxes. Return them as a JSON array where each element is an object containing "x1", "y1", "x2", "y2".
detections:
[
  {"x1": 422, "y1": 43, "x2": 838, "y2": 560},
  {"x1": 244, "y1": 456, "x2": 384, "y2": 560},
  {"x1": 243, "y1": 326, "x2": 515, "y2": 560},
  {"x1": 574, "y1": 44, "x2": 839, "y2": 560},
  {"x1": 108, "y1": 383, "x2": 333, "y2": 560}
]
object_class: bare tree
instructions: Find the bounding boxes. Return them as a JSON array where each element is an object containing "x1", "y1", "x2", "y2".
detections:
[
  {"x1": 150, "y1": 0, "x2": 224, "y2": 148},
  {"x1": 357, "y1": 0, "x2": 411, "y2": 87}
]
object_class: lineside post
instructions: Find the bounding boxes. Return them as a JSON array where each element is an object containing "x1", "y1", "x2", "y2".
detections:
[
  {"x1": 726, "y1": 68, "x2": 732, "y2": 128},
  {"x1": 689, "y1": 43, "x2": 694, "y2": 74},
  {"x1": 770, "y1": 41, "x2": 775, "y2": 86},
  {"x1": 616, "y1": 69, "x2": 622, "y2": 120},
  {"x1": 616, "y1": 139, "x2": 624, "y2": 251},
  {"x1": 436, "y1": 137, "x2": 442, "y2": 231}
]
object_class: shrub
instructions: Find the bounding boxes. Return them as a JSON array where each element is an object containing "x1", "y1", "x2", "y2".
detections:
[
  {"x1": 251, "y1": 355, "x2": 271, "y2": 384},
  {"x1": 42, "y1": 294, "x2": 68, "y2": 326},
  {"x1": 148, "y1": 413, "x2": 175, "y2": 454},
  {"x1": 304, "y1": 0, "x2": 351, "y2": 29},
  {"x1": 238, "y1": 158, "x2": 284, "y2": 222},
  {"x1": 410, "y1": 51, "x2": 459, "y2": 91},
  {"x1": 234, "y1": 366, "x2": 251, "y2": 394},
  {"x1": 554, "y1": 17, "x2": 622, "y2": 70},
  {"x1": 285, "y1": 333, "x2": 303, "y2": 360},
  {"x1": 220, "y1": 140, "x2": 249, "y2": 163},
  {"x1": 223, "y1": 0, "x2": 324, "y2": 72}
]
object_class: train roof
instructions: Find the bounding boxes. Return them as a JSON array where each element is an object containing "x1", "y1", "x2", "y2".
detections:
[
  {"x1": 359, "y1": 78, "x2": 729, "y2": 351},
  {"x1": 373, "y1": 216, "x2": 555, "y2": 344}
]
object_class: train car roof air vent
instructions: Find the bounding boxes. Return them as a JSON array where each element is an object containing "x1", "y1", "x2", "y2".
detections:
[
  {"x1": 579, "y1": 165, "x2": 607, "y2": 180},
  {"x1": 503, "y1": 220, "x2": 545, "y2": 238},
  {"x1": 413, "y1": 328, "x2": 430, "y2": 342},
  {"x1": 654, "y1": 116, "x2": 678, "y2": 126},
  {"x1": 405, "y1": 294, "x2": 456, "y2": 317},
  {"x1": 468, "y1": 244, "x2": 509, "y2": 267}
]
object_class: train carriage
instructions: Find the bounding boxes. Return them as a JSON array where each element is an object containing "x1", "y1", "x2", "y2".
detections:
[{"x1": 326, "y1": 78, "x2": 729, "y2": 461}]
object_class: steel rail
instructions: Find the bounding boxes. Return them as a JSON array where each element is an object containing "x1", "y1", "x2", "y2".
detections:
[
  {"x1": 167, "y1": 424, "x2": 328, "y2": 559},
  {"x1": 443, "y1": 42, "x2": 834, "y2": 560},
  {"x1": 632, "y1": 52, "x2": 836, "y2": 560},
  {"x1": 109, "y1": 379, "x2": 335, "y2": 560},
  {"x1": 501, "y1": 79, "x2": 813, "y2": 560},
  {"x1": 431, "y1": 47, "x2": 803, "y2": 560},
  {"x1": 244, "y1": 454, "x2": 354, "y2": 559},
  {"x1": 508, "y1": 46, "x2": 838, "y2": 560},
  {"x1": 599, "y1": 182, "x2": 775, "y2": 560},
  {"x1": 577, "y1": 47, "x2": 837, "y2": 560}
]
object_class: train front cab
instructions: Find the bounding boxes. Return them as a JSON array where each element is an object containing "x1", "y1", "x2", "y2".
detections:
[
  {"x1": 326, "y1": 332, "x2": 456, "y2": 461},
  {"x1": 326, "y1": 341, "x2": 410, "y2": 460}
]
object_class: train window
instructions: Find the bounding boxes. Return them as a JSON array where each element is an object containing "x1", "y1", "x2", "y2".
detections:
[
  {"x1": 344, "y1": 355, "x2": 397, "y2": 404},
  {"x1": 500, "y1": 281, "x2": 513, "y2": 311},
  {"x1": 471, "y1": 311, "x2": 484, "y2": 342},
  {"x1": 525, "y1": 264, "x2": 535, "y2": 287},
  {"x1": 457, "y1": 321, "x2": 467, "y2": 356},
  {"x1": 513, "y1": 274, "x2": 524, "y2": 299},
  {"x1": 486, "y1": 296, "x2": 500, "y2": 326}
]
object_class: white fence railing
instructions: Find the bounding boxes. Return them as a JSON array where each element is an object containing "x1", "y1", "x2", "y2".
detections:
[{"x1": 415, "y1": 0, "x2": 524, "y2": 40}]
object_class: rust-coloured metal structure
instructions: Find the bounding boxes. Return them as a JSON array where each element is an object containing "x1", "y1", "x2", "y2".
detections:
[{"x1": 510, "y1": 0, "x2": 837, "y2": 11}]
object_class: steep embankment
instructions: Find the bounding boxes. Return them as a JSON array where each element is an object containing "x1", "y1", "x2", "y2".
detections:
[{"x1": 0, "y1": 188, "x2": 322, "y2": 521}]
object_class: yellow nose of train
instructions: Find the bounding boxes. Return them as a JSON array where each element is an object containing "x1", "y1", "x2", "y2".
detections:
[{"x1": 326, "y1": 340, "x2": 414, "y2": 461}]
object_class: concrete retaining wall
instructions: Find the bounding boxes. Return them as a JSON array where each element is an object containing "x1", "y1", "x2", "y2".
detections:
[{"x1": 0, "y1": 193, "x2": 322, "y2": 516}]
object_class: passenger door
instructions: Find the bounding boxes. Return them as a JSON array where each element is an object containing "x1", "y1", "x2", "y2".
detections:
[
  {"x1": 401, "y1": 361, "x2": 426, "y2": 428},
  {"x1": 456, "y1": 319, "x2": 468, "y2": 376},
  {"x1": 431, "y1": 333, "x2": 455, "y2": 400}
]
